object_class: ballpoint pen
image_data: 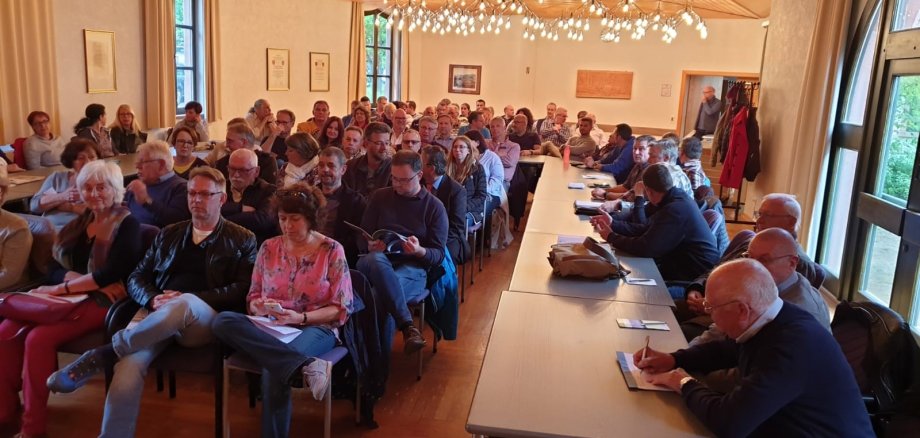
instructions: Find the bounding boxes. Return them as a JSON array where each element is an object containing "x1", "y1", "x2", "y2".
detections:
[{"x1": 641, "y1": 335, "x2": 650, "y2": 362}]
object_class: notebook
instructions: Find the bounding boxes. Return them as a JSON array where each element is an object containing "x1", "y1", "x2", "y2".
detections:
[
  {"x1": 247, "y1": 315, "x2": 303, "y2": 344},
  {"x1": 616, "y1": 351, "x2": 671, "y2": 392}
]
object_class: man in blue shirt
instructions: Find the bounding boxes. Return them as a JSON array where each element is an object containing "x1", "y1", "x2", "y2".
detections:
[
  {"x1": 585, "y1": 123, "x2": 634, "y2": 183},
  {"x1": 458, "y1": 111, "x2": 491, "y2": 139},
  {"x1": 636, "y1": 259, "x2": 873, "y2": 437}
]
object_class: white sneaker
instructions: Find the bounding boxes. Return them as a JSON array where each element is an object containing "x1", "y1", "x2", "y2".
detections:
[{"x1": 302, "y1": 358, "x2": 331, "y2": 401}]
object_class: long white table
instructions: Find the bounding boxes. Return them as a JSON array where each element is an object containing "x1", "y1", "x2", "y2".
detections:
[
  {"x1": 466, "y1": 291, "x2": 709, "y2": 437},
  {"x1": 511, "y1": 231, "x2": 674, "y2": 307},
  {"x1": 467, "y1": 156, "x2": 708, "y2": 437},
  {"x1": 4, "y1": 155, "x2": 140, "y2": 206}
]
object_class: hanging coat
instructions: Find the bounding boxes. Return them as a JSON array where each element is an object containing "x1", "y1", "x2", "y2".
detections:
[
  {"x1": 719, "y1": 105, "x2": 750, "y2": 190},
  {"x1": 743, "y1": 106, "x2": 762, "y2": 181}
]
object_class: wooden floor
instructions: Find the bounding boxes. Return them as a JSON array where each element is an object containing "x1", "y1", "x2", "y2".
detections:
[{"x1": 44, "y1": 192, "x2": 753, "y2": 438}]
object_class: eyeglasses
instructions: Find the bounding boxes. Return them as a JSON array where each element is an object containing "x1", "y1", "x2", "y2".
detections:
[
  {"x1": 187, "y1": 190, "x2": 222, "y2": 200},
  {"x1": 175, "y1": 140, "x2": 195, "y2": 146},
  {"x1": 276, "y1": 189, "x2": 308, "y2": 201},
  {"x1": 228, "y1": 166, "x2": 256, "y2": 174},
  {"x1": 391, "y1": 172, "x2": 420, "y2": 185},
  {"x1": 753, "y1": 211, "x2": 791, "y2": 220},
  {"x1": 702, "y1": 299, "x2": 739, "y2": 314},
  {"x1": 403, "y1": 140, "x2": 421, "y2": 145},
  {"x1": 742, "y1": 251, "x2": 797, "y2": 264}
]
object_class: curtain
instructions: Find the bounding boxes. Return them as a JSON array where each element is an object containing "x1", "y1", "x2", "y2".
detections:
[
  {"x1": 143, "y1": 0, "x2": 176, "y2": 129},
  {"x1": 204, "y1": 0, "x2": 222, "y2": 123},
  {"x1": 347, "y1": 2, "x2": 367, "y2": 107},
  {"x1": 0, "y1": 0, "x2": 59, "y2": 142},
  {"x1": 788, "y1": 0, "x2": 851, "y2": 247}
]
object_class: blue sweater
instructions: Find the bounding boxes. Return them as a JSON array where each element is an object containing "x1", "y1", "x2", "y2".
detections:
[
  {"x1": 125, "y1": 173, "x2": 191, "y2": 228},
  {"x1": 360, "y1": 187, "x2": 448, "y2": 268},
  {"x1": 673, "y1": 304, "x2": 874, "y2": 438}
]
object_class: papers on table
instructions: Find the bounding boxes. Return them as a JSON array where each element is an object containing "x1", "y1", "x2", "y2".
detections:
[
  {"x1": 247, "y1": 315, "x2": 302, "y2": 343},
  {"x1": 556, "y1": 235, "x2": 585, "y2": 245},
  {"x1": 616, "y1": 319, "x2": 670, "y2": 331},
  {"x1": 568, "y1": 182, "x2": 586, "y2": 189},
  {"x1": 616, "y1": 351, "x2": 671, "y2": 392},
  {"x1": 574, "y1": 200, "x2": 604, "y2": 210},
  {"x1": 625, "y1": 277, "x2": 657, "y2": 286},
  {"x1": 8, "y1": 175, "x2": 44, "y2": 186}
]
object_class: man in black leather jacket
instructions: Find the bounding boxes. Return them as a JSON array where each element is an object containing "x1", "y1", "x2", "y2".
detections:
[{"x1": 47, "y1": 167, "x2": 257, "y2": 438}]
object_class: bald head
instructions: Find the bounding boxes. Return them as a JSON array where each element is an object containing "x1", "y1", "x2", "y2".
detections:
[
  {"x1": 756, "y1": 193, "x2": 801, "y2": 236},
  {"x1": 748, "y1": 228, "x2": 800, "y2": 284},
  {"x1": 706, "y1": 259, "x2": 779, "y2": 339}
]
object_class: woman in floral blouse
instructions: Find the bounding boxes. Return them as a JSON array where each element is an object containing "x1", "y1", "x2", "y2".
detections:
[{"x1": 210, "y1": 183, "x2": 353, "y2": 438}]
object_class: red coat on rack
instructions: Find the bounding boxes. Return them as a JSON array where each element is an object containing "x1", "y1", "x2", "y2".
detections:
[{"x1": 719, "y1": 105, "x2": 749, "y2": 190}]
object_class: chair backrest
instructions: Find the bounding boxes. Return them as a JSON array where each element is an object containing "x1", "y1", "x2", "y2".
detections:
[
  {"x1": 139, "y1": 224, "x2": 160, "y2": 251},
  {"x1": 12, "y1": 137, "x2": 27, "y2": 168},
  {"x1": 19, "y1": 214, "x2": 54, "y2": 277},
  {"x1": 832, "y1": 301, "x2": 920, "y2": 413}
]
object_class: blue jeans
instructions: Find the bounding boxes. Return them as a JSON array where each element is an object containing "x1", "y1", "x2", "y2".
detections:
[
  {"x1": 101, "y1": 294, "x2": 217, "y2": 438},
  {"x1": 211, "y1": 312, "x2": 335, "y2": 438},
  {"x1": 356, "y1": 252, "x2": 427, "y2": 328}
]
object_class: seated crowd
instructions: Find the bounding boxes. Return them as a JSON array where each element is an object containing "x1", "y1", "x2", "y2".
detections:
[{"x1": 0, "y1": 96, "x2": 874, "y2": 437}]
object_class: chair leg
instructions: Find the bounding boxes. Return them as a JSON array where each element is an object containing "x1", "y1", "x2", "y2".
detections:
[
  {"x1": 432, "y1": 319, "x2": 439, "y2": 355},
  {"x1": 417, "y1": 302, "x2": 425, "y2": 381},
  {"x1": 479, "y1": 222, "x2": 486, "y2": 271},
  {"x1": 355, "y1": 380, "x2": 362, "y2": 424},
  {"x1": 222, "y1": 361, "x2": 230, "y2": 438},
  {"x1": 156, "y1": 369, "x2": 164, "y2": 393},
  {"x1": 324, "y1": 379, "x2": 333, "y2": 438},
  {"x1": 215, "y1": 366, "x2": 224, "y2": 438},
  {"x1": 470, "y1": 230, "x2": 477, "y2": 284},
  {"x1": 460, "y1": 261, "x2": 466, "y2": 303},
  {"x1": 168, "y1": 371, "x2": 177, "y2": 399}
]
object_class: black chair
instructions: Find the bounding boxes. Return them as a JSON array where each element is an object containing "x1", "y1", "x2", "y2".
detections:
[{"x1": 832, "y1": 301, "x2": 920, "y2": 435}]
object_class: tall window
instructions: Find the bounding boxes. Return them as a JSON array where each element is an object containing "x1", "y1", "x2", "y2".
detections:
[
  {"x1": 175, "y1": 0, "x2": 204, "y2": 115},
  {"x1": 365, "y1": 10, "x2": 393, "y2": 101}
]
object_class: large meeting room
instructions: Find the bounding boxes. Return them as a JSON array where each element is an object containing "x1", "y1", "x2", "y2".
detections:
[{"x1": 1, "y1": 0, "x2": 919, "y2": 437}]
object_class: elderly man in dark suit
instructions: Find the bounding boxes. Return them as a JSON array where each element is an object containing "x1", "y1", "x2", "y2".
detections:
[{"x1": 421, "y1": 146, "x2": 467, "y2": 263}]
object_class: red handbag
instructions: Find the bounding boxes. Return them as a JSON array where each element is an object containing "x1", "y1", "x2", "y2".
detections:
[{"x1": 0, "y1": 292, "x2": 85, "y2": 324}]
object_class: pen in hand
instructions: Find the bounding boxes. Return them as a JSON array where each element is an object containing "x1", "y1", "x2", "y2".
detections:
[{"x1": 641, "y1": 335, "x2": 650, "y2": 363}]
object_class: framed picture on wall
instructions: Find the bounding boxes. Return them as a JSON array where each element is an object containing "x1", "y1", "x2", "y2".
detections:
[
  {"x1": 310, "y1": 52, "x2": 330, "y2": 92},
  {"x1": 266, "y1": 48, "x2": 290, "y2": 91},
  {"x1": 83, "y1": 29, "x2": 117, "y2": 93},
  {"x1": 448, "y1": 64, "x2": 481, "y2": 95}
]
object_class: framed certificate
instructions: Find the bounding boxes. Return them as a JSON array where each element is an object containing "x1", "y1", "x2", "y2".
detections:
[
  {"x1": 267, "y1": 48, "x2": 290, "y2": 91},
  {"x1": 84, "y1": 29, "x2": 117, "y2": 93},
  {"x1": 310, "y1": 52, "x2": 330, "y2": 92}
]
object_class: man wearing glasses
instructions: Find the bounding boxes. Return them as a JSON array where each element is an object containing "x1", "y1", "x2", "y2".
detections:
[
  {"x1": 356, "y1": 150, "x2": 448, "y2": 353},
  {"x1": 125, "y1": 141, "x2": 191, "y2": 227},
  {"x1": 215, "y1": 122, "x2": 278, "y2": 185},
  {"x1": 221, "y1": 149, "x2": 277, "y2": 244},
  {"x1": 48, "y1": 167, "x2": 258, "y2": 437},
  {"x1": 342, "y1": 122, "x2": 393, "y2": 197},
  {"x1": 23, "y1": 110, "x2": 65, "y2": 170},
  {"x1": 633, "y1": 259, "x2": 872, "y2": 437},
  {"x1": 261, "y1": 109, "x2": 296, "y2": 164}
]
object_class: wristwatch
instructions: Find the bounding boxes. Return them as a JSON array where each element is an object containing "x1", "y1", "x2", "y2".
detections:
[{"x1": 679, "y1": 376, "x2": 697, "y2": 390}]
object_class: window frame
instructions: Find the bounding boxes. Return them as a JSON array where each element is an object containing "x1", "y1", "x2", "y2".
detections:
[
  {"x1": 175, "y1": 0, "x2": 200, "y2": 115},
  {"x1": 365, "y1": 9, "x2": 394, "y2": 101}
]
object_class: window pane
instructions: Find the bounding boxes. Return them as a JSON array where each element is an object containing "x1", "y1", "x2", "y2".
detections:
[
  {"x1": 175, "y1": 0, "x2": 193, "y2": 26},
  {"x1": 175, "y1": 27, "x2": 194, "y2": 68},
  {"x1": 378, "y1": 23, "x2": 390, "y2": 47},
  {"x1": 176, "y1": 69, "x2": 194, "y2": 109},
  {"x1": 877, "y1": 75, "x2": 920, "y2": 205},
  {"x1": 860, "y1": 225, "x2": 899, "y2": 305},
  {"x1": 911, "y1": 259, "x2": 920, "y2": 330},
  {"x1": 893, "y1": 0, "x2": 920, "y2": 31},
  {"x1": 366, "y1": 77, "x2": 374, "y2": 101},
  {"x1": 842, "y1": 4, "x2": 881, "y2": 125},
  {"x1": 820, "y1": 148, "x2": 859, "y2": 276},
  {"x1": 364, "y1": 15, "x2": 376, "y2": 46},
  {"x1": 377, "y1": 77, "x2": 390, "y2": 101},
  {"x1": 377, "y1": 49, "x2": 391, "y2": 75},
  {"x1": 366, "y1": 48, "x2": 375, "y2": 76}
]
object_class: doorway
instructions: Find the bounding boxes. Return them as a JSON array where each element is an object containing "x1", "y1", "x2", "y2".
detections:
[{"x1": 676, "y1": 70, "x2": 759, "y2": 138}]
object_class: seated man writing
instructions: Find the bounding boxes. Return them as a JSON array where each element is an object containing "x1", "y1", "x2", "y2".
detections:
[
  {"x1": 47, "y1": 167, "x2": 258, "y2": 438},
  {"x1": 635, "y1": 259, "x2": 873, "y2": 437},
  {"x1": 356, "y1": 150, "x2": 448, "y2": 353}
]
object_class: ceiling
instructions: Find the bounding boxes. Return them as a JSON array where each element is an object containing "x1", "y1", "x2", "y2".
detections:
[{"x1": 352, "y1": 0, "x2": 771, "y2": 20}]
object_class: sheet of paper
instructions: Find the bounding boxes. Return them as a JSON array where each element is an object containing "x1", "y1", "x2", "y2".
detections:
[
  {"x1": 582, "y1": 174, "x2": 601, "y2": 180},
  {"x1": 568, "y1": 182, "x2": 586, "y2": 189},
  {"x1": 247, "y1": 315, "x2": 302, "y2": 343},
  {"x1": 574, "y1": 200, "x2": 604, "y2": 209},
  {"x1": 625, "y1": 277, "x2": 657, "y2": 286},
  {"x1": 616, "y1": 318, "x2": 670, "y2": 331},
  {"x1": 556, "y1": 235, "x2": 585, "y2": 245},
  {"x1": 9, "y1": 175, "x2": 45, "y2": 186},
  {"x1": 616, "y1": 351, "x2": 671, "y2": 392}
]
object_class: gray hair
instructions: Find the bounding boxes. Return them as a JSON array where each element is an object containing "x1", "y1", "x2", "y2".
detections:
[
  {"x1": 230, "y1": 148, "x2": 258, "y2": 168},
  {"x1": 762, "y1": 193, "x2": 802, "y2": 232},
  {"x1": 250, "y1": 98, "x2": 269, "y2": 113},
  {"x1": 77, "y1": 160, "x2": 125, "y2": 204},
  {"x1": 138, "y1": 140, "x2": 174, "y2": 171},
  {"x1": 651, "y1": 139, "x2": 679, "y2": 164},
  {"x1": 227, "y1": 122, "x2": 256, "y2": 147}
]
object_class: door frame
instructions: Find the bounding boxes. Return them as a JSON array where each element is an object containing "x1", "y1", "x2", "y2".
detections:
[{"x1": 675, "y1": 70, "x2": 759, "y2": 133}]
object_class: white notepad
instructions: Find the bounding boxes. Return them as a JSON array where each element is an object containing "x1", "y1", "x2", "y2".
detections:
[
  {"x1": 247, "y1": 315, "x2": 303, "y2": 343},
  {"x1": 568, "y1": 182, "x2": 586, "y2": 189},
  {"x1": 616, "y1": 351, "x2": 671, "y2": 392}
]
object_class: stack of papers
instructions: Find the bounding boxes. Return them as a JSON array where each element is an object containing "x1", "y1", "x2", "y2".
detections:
[
  {"x1": 568, "y1": 182, "x2": 586, "y2": 189},
  {"x1": 247, "y1": 315, "x2": 303, "y2": 343},
  {"x1": 573, "y1": 200, "x2": 604, "y2": 209},
  {"x1": 616, "y1": 351, "x2": 670, "y2": 392},
  {"x1": 616, "y1": 319, "x2": 670, "y2": 331}
]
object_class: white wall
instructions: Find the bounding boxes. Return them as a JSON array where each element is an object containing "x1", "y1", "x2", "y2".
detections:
[
  {"x1": 410, "y1": 19, "x2": 765, "y2": 130},
  {"x1": 52, "y1": 0, "x2": 146, "y2": 137},
  {"x1": 217, "y1": 0, "x2": 351, "y2": 138}
]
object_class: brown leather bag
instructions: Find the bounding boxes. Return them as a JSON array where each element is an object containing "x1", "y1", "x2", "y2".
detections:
[{"x1": 547, "y1": 237, "x2": 629, "y2": 280}]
